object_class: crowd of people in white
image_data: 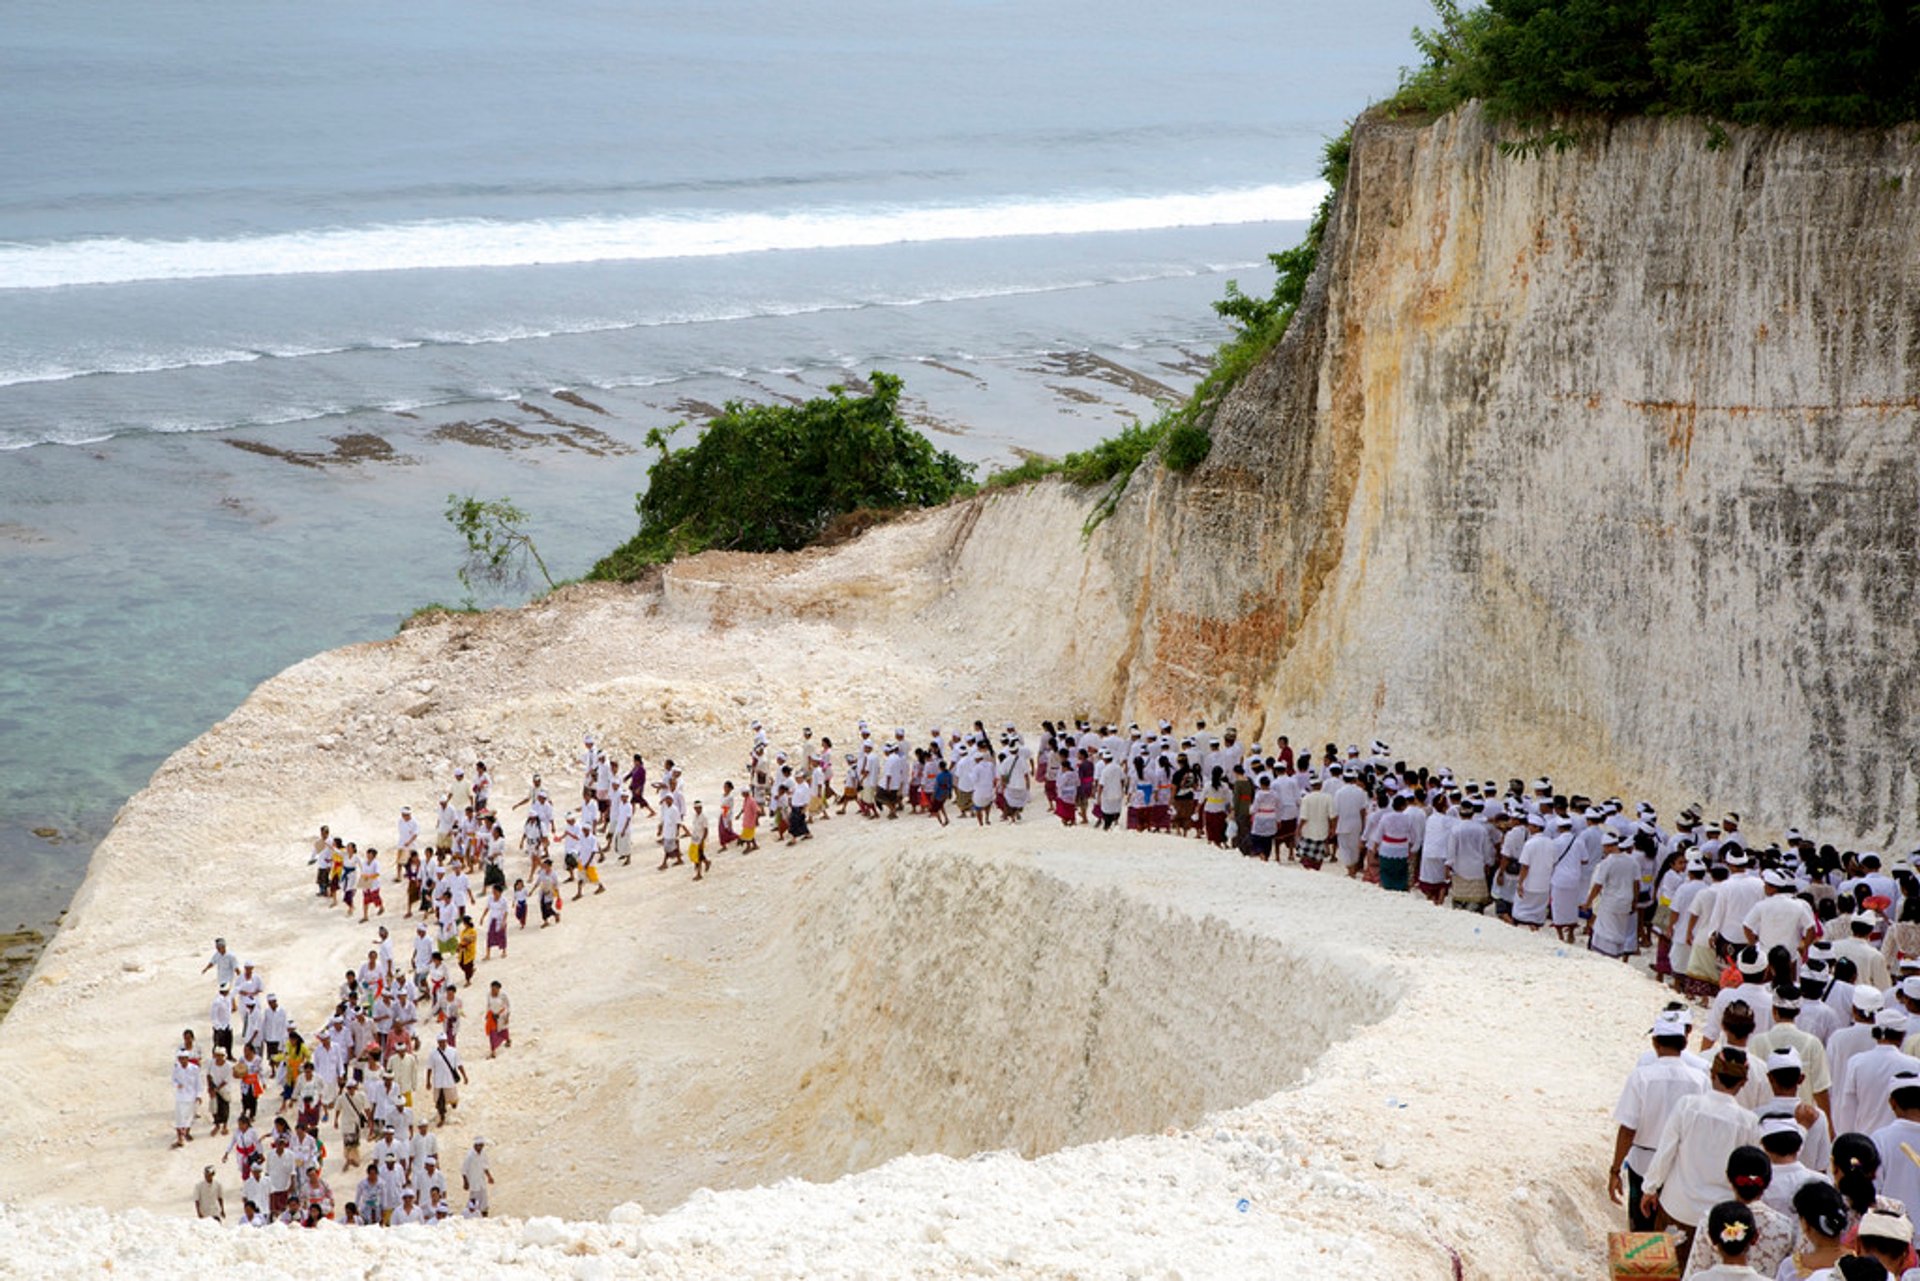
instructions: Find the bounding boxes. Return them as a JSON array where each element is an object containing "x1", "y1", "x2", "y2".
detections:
[{"x1": 162, "y1": 712, "x2": 1920, "y2": 1276}]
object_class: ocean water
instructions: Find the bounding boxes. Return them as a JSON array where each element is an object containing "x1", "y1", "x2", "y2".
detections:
[{"x1": 0, "y1": 0, "x2": 1432, "y2": 929}]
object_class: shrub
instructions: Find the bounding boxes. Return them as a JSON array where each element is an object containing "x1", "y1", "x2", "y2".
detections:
[
  {"x1": 1162, "y1": 422, "x2": 1213, "y2": 473},
  {"x1": 981, "y1": 454, "x2": 1066, "y2": 490},
  {"x1": 587, "y1": 374, "x2": 973, "y2": 581}
]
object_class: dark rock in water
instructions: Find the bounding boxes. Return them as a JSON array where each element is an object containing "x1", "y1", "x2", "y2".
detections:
[{"x1": 553, "y1": 388, "x2": 610, "y2": 416}]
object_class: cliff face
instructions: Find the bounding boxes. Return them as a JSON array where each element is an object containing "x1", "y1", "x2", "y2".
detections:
[{"x1": 1092, "y1": 102, "x2": 1920, "y2": 839}]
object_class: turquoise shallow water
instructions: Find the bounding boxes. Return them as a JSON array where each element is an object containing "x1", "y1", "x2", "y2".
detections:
[{"x1": 0, "y1": 0, "x2": 1431, "y2": 928}]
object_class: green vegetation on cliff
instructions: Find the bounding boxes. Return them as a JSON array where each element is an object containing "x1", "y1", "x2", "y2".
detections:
[
  {"x1": 1388, "y1": 0, "x2": 1920, "y2": 127},
  {"x1": 587, "y1": 374, "x2": 974, "y2": 582}
]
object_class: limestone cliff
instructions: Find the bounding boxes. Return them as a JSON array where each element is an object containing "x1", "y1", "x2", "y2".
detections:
[{"x1": 1088, "y1": 102, "x2": 1920, "y2": 840}]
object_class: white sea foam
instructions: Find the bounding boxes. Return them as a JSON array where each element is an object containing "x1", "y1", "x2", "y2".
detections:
[
  {"x1": 0, "y1": 185, "x2": 1324, "y2": 290},
  {"x1": 0, "y1": 265, "x2": 1232, "y2": 394}
]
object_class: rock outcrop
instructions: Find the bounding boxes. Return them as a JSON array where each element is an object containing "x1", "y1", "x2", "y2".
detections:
[{"x1": 1091, "y1": 102, "x2": 1920, "y2": 841}]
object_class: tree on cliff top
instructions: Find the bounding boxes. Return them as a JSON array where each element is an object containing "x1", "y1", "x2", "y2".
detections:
[
  {"x1": 1388, "y1": 0, "x2": 1920, "y2": 127},
  {"x1": 587, "y1": 374, "x2": 974, "y2": 581}
]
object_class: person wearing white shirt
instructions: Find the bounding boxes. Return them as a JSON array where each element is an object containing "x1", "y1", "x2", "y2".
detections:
[
  {"x1": 396, "y1": 806, "x2": 420, "y2": 853},
  {"x1": 1753, "y1": 1048, "x2": 1833, "y2": 1178},
  {"x1": 374, "y1": 1156, "x2": 408, "y2": 1223},
  {"x1": 1611, "y1": 1010, "x2": 1708, "y2": 1228},
  {"x1": 259, "y1": 995, "x2": 288, "y2": 1062},
  {"x1": 1445, "y1": 805, "x2": 1496, "y2": 911},
  {"x1": 1585, "y1": 833, "x2": 1643, "y2": 958},
  {"x1": 171, "y1": 1050, "x2": 201, "y2": 1147},
  {"x1": 1833, "y1": 1010, "x2": 1920, "y2": 1136},
  {"x1": 1833, "y1": 916, "x2": 1895, "y2": 991},
  {"x1": 1550, "y1": 810, "x2": 1606, "y2": 941},
  {"x1": 462, "y1": 1137, "x2": 494, "y2": 1216},
  {"x1": 1641, "y1": 1049, "x2": 1760, "y2": 1252},
  {"x1": 209, "y1": 984, "x2": 235, "y2": 1056},
  {"x1": 1743, "y1": 872, "x2": 1816, "y2": 956},
  {"x1": 1708, "y1": 856, "x2": 1767, "y2": 951},
  {"x1": 1790, "y1": 965, "x2": 1844, "y2": 1044},
  {"x1": 427, "y1": 1035, "x2": 467, "y2": 1126},
  {"x1": 1514, "y1": 815, "x2": 1556, "y2": 927},
  {"x1": 1271, "y1": 769, "x2": 1302, "y2": 857},
  {"x1": 1214, "y1": 729, "x2": 1243, "y2": 777},
  {"x1": 1416, "y1": 794, "x2": 1457, "y2": 903},
  {"x1": 1748, "y1": 997, "x2": 1832, "y2": 1112},
  {"x1": 410, "y1": 924, "x2": 435, "y2": 976},
  {"x1": 1331, "y1": 771, "x2": 1369, "y2": 875},
  {"x1": 1870, "y1": 1073, "x2": 1920, "y2": 1228},
  {"x1": 413, "y1": 1153, "x2": 448, "y2": 1210},
  {"x1": 789, "y1": 773, "x2": 815, "y2": 841},
  {"x1": 201, "y1": 938, "x2": 239, "y2": 989}
]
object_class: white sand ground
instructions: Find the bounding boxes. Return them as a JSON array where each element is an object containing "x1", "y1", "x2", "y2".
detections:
[{"x1": 0, "y1": 487, "x2": 1661, "y2": 1277}]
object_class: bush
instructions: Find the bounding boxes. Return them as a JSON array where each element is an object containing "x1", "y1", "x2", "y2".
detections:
[
  {"x1": 1059, "y1": 421, "x2": 1166, "y2": 488},
  {"x1": 981, "y1": 454, "x2": 1065, "y2": 490},
  {"x1": 1162, "y1": 422, "x2": 1213, "y2": 473},
  {"x1": 587, "y1": 374, "x2": 973, "y2": 581}
]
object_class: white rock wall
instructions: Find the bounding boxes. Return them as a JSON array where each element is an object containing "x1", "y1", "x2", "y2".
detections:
[{"x1": 1095, "y1": 104, "x2": 1920, "y2": 842}]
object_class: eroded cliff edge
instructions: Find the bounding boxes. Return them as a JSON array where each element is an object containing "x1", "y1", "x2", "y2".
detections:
[{"x1": 1087, "y1": 101, "x2": 1920, "y2": 841}]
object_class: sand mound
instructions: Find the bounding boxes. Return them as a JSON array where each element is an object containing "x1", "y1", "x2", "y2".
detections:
[{"x1": 0, "y1": 485, "x2": 1657, "y2": 1277}]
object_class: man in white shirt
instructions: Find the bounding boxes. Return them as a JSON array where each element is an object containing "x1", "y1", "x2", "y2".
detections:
[
  {"x1": 260, "y1": 994, "x2": 288, "y2": 1064},
  {"x1": 1272, "y1": 767, "x2": 1302, "y2": 858},
  {"x1": 1550, "y1": 809, "x2": 1606, "y2": 942},
  {"x1": 374, "y1": 1155, "x2": 408, "y2": 1224},
  {"x1": 1331, "y1": 768, "x2": 1369, "y2": 876},
  {"x1": 1585, "y1": 830, "x2": 1643, "y2": 958},
  {"x1": 1708, "y1": 852, "x2": 1766, "y2": 954},
  {"x1": 1611, "y1": 1009, "x2": 1707, "y2": 1229},
  {"x1": 462, "y1": 1137, "x2": 494, "y2": 1216},
  {"x1": 1753, "y1": 1045, "x2": 1832, "y2": 1170},
  {"x1": 603, "y1": 784, "x2": 631, "y2": 863},
  {"x1": 427, "y1": 1034, "x2": 467, "y2": 1127},
  {"x1": 201, "y1": 937, "x2": 238, "y2": 990},
  {"x1": 171, "y1": 1049, "x2": 201, "y2": 1148},
  {"x1": 1743, "y1": 871, "x2": 1816, "y2": 956},
  {"x1": 209, "y1": 983, "x2": 235, "y2": 1056},
  {"x1": 193, "y1": 1165, "x2": 225, "y2": 1221},
  {"x1": 414, "y1": 1152, "x2": 448, "y2": 1210},
  {"x1": 1445, "y1": 802, "x2": 1496, "y2": 911},
  {"x1": 1747, "y1": 992, "x2": 1832, "y2": 1114},
  {"x1": 1514, "y1": 814, "x2": 1555, "y2": 928},
  {"x1": 1834, "y1": 1009, "x2": 1920, "y2": 1137},
  {"x1": 1641, "y1": 1048, "x2": 1759, "y2": 1264},
  {"x1": 1833, "y1": 914, "x2": 1895, "y2": 991},
  {"x1": 656, "y1": 793, "x2": 685, "y2": 869},
  {"x1": 1871, "y1": 1071, "x2": 1920, "y2": 1223},
  {"x1": 1416, "y1": 793, "x2": 1456, "y2": 903},
  {"x1": 1297, "y1": 774, "x2": 1336, "y2": 871},
  {"x1": 1214, "y1": 728, "x2": 1244, "y2": 777}
]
